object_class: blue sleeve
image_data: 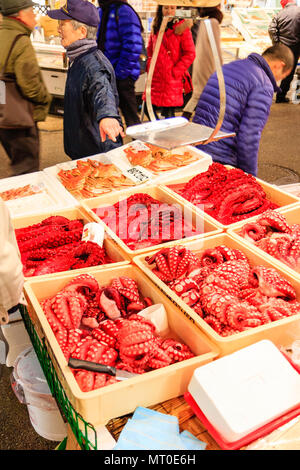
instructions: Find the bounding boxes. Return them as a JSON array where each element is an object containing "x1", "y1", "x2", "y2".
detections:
[
  {"x1": 114, "y1": 5, "x2": 143, "y2": 80},
  {"x1": 86, "y1": 66, "x2": 120, "y2": 123},
  {"x1": 236, "y1": 86, "x2": 273, "y2": 176}
]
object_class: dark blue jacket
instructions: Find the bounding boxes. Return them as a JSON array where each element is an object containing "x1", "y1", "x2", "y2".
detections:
[
  {"x1": 64, "y1": 47, "x2": 122, "y2": 160},
  {"x1": 97, "y1": 3, "x2": 143, "y2": 81},
  {"x1": 193, "y1": 53, "x2": 279, "y2": 176}
]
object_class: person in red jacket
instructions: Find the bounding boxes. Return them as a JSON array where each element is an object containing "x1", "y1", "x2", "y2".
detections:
[{"x1": 143, "y1": 4, "x2": 195, "y2": 119}]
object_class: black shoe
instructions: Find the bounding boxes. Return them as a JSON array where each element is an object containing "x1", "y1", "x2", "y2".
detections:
[{"x1": 276, "y1": 96, "x2": 289, "y2": 103}]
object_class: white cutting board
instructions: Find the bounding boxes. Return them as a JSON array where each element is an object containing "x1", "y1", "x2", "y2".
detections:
[{"x1": 188, "y1": 340, "x2": 300, "y2": 442}]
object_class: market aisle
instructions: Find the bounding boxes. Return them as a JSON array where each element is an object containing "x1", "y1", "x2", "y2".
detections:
[
  {"x1": 0, "y1": 103, "x2": 299, "y2": 182},
  {"x1": 257, "y1": 102, "x2": 300, "y2": 184}
]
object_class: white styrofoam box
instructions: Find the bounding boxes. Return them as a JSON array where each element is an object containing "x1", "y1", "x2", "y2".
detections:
[
  {"x1": 41, "y1": 69, "x2": 67, "y2": 96},
  {"x1": 44, "y1": 143, "x2": 213, "y2": 199},
  {"x1": 43, "y1": 153, "x2": 111, "y2": 179},
  {"x1": 43, "y1": 151, "x2": 150, "y2": 199},
  {"x1": 279, "y1": 183, "x2": 300, "y2": 199},
  {"x1": 188, "y1": 340, "x2": 300, "y2": 443},
  {"x1": 105, "y1": 140, "x2": 213, "y2": 185},
  {"x1": 0, "y1": 171, "x2": 77, "y2": 217}
]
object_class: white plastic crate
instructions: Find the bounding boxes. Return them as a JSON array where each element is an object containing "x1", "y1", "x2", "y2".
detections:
[
  {"x1": 0, "y1": 171, "x2": 77, "y2": 217},
  {"x1": 188, "y1": 340, "x2": 300, "y2": 442}
]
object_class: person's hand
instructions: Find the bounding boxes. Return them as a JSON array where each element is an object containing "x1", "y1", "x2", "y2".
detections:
[{"x1": 99, "y1": 118, "x2": 125, "y2": 142}]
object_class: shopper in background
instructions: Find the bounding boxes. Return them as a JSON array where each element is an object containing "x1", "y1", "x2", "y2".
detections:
[
  {"x1": 0, "y1": 0, "x2": 51, "y2": 176},
  {"x1": 193, "y1": 43, "x2": 293, "y2": 176},
  {"x1": 97, "y1": 0, "x2": 143, "y2": 127},
  {"x1": 182, "y1": 2, "x2": 223, "y2": 120},
  {"x1": 47, "y1": 0, "x2": 124, "y2": 160},
  {"x1": 268, "y1": 0, "x2": 300, "y2": 103},
  {"x1": 142, "y1": 4, "x2": 195, "y2": 119},
  {"x1": 0, "y1": 199, "x2": 24, "y2": 325}
]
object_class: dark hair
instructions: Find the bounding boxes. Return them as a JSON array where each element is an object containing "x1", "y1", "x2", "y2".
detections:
[
  {"x1": 197, "y1": 6, "x2": 223, "y2": 23},
  {"x1": 262, "y1": 43, "x2": 294, "y2": 72},
  {"x1": 152, "y1": 5, "x2": 177, "y2": 34},
  {"x1": 152, "y1": 5, "x2": 164, "y2": 35}
]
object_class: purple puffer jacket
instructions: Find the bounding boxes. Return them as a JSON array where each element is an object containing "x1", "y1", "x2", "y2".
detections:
[{"x1": 193, "y1": 53, "x2": 279, "y2": 176}]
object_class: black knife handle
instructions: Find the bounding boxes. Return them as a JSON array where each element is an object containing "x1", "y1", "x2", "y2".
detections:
[{"x1": 68, "y1": 357, "x2": 116, "y2": 376}]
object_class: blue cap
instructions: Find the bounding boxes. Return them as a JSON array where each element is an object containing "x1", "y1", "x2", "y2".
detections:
[{"x1": 47, "y1": 0, "x2": 100, "y2": 27}]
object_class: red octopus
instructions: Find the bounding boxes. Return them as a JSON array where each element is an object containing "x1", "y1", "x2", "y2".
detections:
[
  {"x1": 93, "y1": 192, "x2": 200, "y2": 250},
  {"x1": 146, "y1": 243, "x2": 300, "y2": 337},
  {"x1": 240, "y1": 210, "x2": 300, "y2": 273},
  {"x1": 173, "y1": 163, "x2": 278, "y2": 225},
  {"x1": 40, "y1": 274, "x2": 195, "y2": 392},
  {"x1": 16, "y1": 216, "x2": 113, "y2": 276}
]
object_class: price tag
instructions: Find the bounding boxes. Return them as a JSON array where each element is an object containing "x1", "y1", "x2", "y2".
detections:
[
  {"x1": 82, "y1": 222, "x2": 105, "y2": 247},
  {"x1": 124, "y1": 165, "x2": 152, "y2": 184}
]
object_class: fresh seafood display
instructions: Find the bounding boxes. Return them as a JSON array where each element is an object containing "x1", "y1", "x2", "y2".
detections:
[
  {"x1": 93, "y1": 192, "x2": 200, "y2": 250},
  {"x1": 239, "y1": 209, "x2": 300, "y2": 273},
  {"x1": 168, "y1": 163, "x2": 278, "y2": 225},
  {"x1": 40, "y1": 273, "x2": 194, "y2": 391},
  {"x1": 57, "y1": 159, "x2": 135, "y2": 199},
  {"x1": 145, "y1": 244, "x2": 300, "y2": 337},
  {"x1": 0, "y1": 184, "x2": 43, "y2": 201},
  {"x1": 15, "y1": 215, "x2": 112, "y2": 276},
  {"x1": 123, "y1": 143, "x2": 199, "y2": 174}
]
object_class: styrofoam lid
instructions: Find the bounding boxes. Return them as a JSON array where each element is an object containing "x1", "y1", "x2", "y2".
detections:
[
  {"x1": 14, "y1": 347, "x2": 51, "y2": 395},
  {"x1": 188, "y1": 340, "x2": 300, "y2": 442}
]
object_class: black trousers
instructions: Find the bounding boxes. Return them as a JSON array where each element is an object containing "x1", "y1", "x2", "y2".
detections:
[
  {"x1": 143, "y1": 103, "x2": 176, "y2": 120},
  {"x1": 0, "y1": 123, "x2": 40, "y2": 175},
  {"x1": 117, "y1": 77, "x2": 141, "y2": 127},
  {"x1": 277, "y1": 43, "x2": 300, "y2": 99}
]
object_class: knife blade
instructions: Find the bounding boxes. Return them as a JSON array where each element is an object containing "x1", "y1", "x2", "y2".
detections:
[{"x1": 68, "y1": 357, "x2": 139, "y2": 381}]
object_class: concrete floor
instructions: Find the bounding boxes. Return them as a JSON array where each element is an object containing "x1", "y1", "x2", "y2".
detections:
[{"x1": 0, "y1": 101, "x2": 299, "y2": 451}]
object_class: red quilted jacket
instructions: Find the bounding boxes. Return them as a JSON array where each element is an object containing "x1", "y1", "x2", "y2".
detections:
[{"x1": 143, "y1": 20, "x2": 195, "y2": 107}]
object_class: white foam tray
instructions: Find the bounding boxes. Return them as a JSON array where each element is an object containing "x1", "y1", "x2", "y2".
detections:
[
  {"x1": 0, "y1": 171, "x2": 77, "y2": 217},
  {"x1": 43, "y1": 142, "x2": 213, "y2": 199},
  {"x1": 104, "y1": 140, "x2": 213, "y2": 185},
  {"x1": 188, "y1": 340, "x2": 300, "y2": 442},
  {"x1": 43, "y1": 152, "x2": 110, "y2": 177},
  {"x1": 43, "y1": 151, "x2": 150, "y2": 199}
]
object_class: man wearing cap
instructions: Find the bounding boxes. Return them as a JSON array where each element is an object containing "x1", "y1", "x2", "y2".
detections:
[
  {"x1": 0, "y1": 0, "x2": 51, "y2": 175},
  {"x1": 268, "y1": 0, "x2": 300, "y2": 103},
  {"x1": 47, "y1": 0, "x2": 124, "y2": 159}
]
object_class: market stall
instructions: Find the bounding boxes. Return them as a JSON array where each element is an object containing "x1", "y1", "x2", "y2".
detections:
[
  {"x1": 1, "y1": 0, "x2": 300, "y2": 453},
  {"x1": 1, "y1": 132, "x2": 300, "y2": 450}
]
